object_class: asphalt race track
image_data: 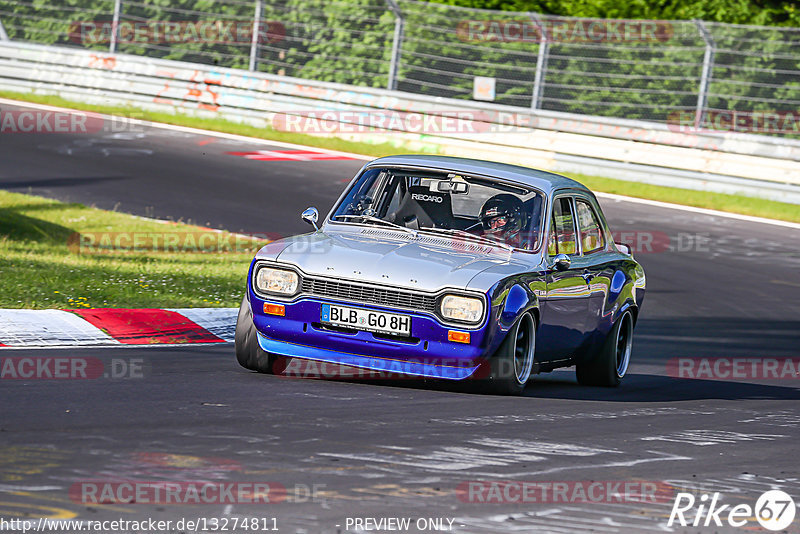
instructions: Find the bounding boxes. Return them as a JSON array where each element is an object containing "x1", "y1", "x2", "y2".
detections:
[{"x1": 2, "y1": 102, "x2": 799, "y2": 533}]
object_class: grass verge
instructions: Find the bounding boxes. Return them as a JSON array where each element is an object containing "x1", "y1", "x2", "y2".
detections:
[
  {"x1": 0, "y1": 189, "x2": 262, "y2": 309},
  {"x1": 2, "y1": 90, "x2": 797, "y2": 223}
]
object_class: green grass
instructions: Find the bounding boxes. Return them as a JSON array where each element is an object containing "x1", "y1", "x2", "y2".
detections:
[
  {"x1": 2, "y1": 90, "x2": 797, "y2": 223},
  {"x1": 0, "y1": 190, "x2": 265, "y2": 309}
]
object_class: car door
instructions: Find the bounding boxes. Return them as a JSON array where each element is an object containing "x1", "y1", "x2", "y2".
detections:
[
  {"x1": 538, "y1": 195, "x2": 592, "y2": 361},
  {"x1": 574, "y1": 195, "x2": 612, "y2": 336}
]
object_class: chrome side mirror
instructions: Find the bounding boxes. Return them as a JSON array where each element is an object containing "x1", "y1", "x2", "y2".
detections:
[
  {"x1": 301, "y1": 207, "x2": 319, "y2": 230},
  {"x1": 553, "y1": 253, "x2": 571, "y2": 271}
]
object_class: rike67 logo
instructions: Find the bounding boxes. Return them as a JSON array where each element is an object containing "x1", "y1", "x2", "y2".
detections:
[{"x1": 668, "y1": 489, "x2": 795, "y2": 531}]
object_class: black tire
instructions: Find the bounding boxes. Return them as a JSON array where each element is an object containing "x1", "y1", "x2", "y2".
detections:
[
  {"x1": 234, "y1": 295, "x2": 277, "y2": 373},
  {"x1": 485, "y1": 312, "x2": 536, "y2": 396},
  {"x1": 576, "y1": 309, "x2": 634, "y2": 387}
]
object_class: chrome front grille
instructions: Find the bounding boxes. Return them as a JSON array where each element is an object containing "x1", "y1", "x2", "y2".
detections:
[{"x1": 301, "y1": 278, "x2": 438, "y2": 313}]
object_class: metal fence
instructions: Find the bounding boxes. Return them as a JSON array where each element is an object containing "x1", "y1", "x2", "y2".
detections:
[{"x1": 1, "y1": 0, "x2": 799, "y2": 130}]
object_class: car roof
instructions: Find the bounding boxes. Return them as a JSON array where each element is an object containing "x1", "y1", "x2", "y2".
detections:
[{"x1": 366, "y1": 155, "x2": 589, "y2": 195}]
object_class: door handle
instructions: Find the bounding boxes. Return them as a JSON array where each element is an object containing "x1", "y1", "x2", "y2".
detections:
[{"x1": 582, "y1": 270, "x2": 595, "y2": 283}]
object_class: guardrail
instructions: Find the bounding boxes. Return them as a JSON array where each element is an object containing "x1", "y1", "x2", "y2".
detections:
[{"x1": 1, "y1": 40, "x2": 799, "y2": 204}]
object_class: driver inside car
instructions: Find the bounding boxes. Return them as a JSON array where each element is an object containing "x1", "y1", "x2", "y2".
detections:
[{"x1": 479, "y1": 193, "x2": 530, "y2": 248}]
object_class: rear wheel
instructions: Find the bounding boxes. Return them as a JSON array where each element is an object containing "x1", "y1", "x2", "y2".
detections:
[
  {"x1": 486, "y1": 312, "x2": 536, "y2": 396},
  {"x1": 234, "y1": 295, "x2": 277, "y2": 373},
  {"x1": 576, "y1": 309, "x2": 633, "y2": 387}
]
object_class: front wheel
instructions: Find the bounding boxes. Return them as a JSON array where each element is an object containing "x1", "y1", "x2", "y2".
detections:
[
  {"x1": 234, "y1": 295, "x2": 277, "y2": 373},
  {"x1": 485, "y1": 312, "x2": 536, "y2": 395},
  {"x1": 576, "y1": 309, "x2": 633, "y2": 387}
]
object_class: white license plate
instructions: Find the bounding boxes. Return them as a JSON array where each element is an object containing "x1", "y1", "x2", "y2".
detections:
[{"x1": 321, "y1": 304, "x2": 411, "y2": 336}]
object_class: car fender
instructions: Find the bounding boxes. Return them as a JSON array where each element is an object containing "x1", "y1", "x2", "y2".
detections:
[
  {"x1": 484, "y1": 281, "x2": 540, "y2": 357},
  {"x1": 500, "y1": 284, "x2": 534, "y2": 328},
  {"x1": 603, "y1": 260, "x2": 644, "y2": 325},
  {"x1": 614, "y1": 260, "x2": 644, "y2": 325},
  {"x1": 461, "y1": 260, "x2": 542, "y2": 356}
]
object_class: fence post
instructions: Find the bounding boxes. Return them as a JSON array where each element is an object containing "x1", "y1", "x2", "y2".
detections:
[
  {"x1": 0, "y1": 17, "x2": 8, "y2": 41},
  {"x1": 249, "y1": 0, "x2": 263, "y2": 71},
  {"x1": 109, "y1": 0, "x2": 122, "y2": 53},
  {"x1": 530, "y1": 13, "x2": 549, "y2": 110},
  {"x1": 694, "y1": 19, "x2": 715, "y2": 130},
  {"x1": 385, "y1": 0, "x2": 404, "y2": 91}
]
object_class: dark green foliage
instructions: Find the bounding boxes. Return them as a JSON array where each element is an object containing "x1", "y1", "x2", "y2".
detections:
[
  {"x1": 430, "y1": 0, "x2": 800, "y2": 27},
  {"x1": 1, "y1": 0, "x2": 797, "y2": 126}
]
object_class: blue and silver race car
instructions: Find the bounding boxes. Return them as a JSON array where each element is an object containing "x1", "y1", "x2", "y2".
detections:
[{"x1": 235, "y1": 155, "x2": 645, "y2": 395}]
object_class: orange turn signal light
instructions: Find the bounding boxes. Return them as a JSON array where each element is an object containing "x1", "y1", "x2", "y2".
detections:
[
  {"x1": 263, "y1": 303, "x2": 285, "y2": 316},
  {"x1": 448, "y1": 330, "x2": 470, "y2": 344}
]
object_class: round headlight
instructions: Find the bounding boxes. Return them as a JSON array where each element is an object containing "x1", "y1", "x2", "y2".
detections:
[
  {"x1": 440, "y1": 294, "x2": 484, "y2": 324},
  {"x1": 255, "y1": 266, "x2": 299, "y2": 296}
]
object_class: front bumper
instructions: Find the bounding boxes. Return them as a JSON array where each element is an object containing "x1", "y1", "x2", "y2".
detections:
[{"x1": 251, "y1": 294, "x2": 493, "y2": 380}]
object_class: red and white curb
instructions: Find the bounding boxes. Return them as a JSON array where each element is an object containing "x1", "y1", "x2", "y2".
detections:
[{"x1": 0, "y1": 308, "x2": 237, "y2": 348}]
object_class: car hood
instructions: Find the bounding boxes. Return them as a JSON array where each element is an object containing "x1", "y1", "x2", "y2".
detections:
[{"x1": 254, "y1": 227, "x2": 536, "y2": 293}]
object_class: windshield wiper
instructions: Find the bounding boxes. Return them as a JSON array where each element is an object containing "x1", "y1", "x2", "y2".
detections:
[
  {"x1": 418, "y1": 227, "x2": 513, "y2": 251},
  {"x1": 333, "y1": 214, "x2": 418, "y2": 236}
]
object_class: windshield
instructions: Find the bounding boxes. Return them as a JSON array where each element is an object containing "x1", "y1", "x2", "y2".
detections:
[{"x1": 331, "y1": 167, "x2": 545, "y2": 251}]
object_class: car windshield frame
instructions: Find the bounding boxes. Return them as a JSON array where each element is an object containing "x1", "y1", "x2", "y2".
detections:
[{"x1": 328, "y1": 165, "x2": 548, "y2": 253}]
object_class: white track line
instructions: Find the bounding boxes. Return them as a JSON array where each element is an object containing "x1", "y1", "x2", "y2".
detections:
[{"x1": 2, "y1": 97, "x2": 797, "y2": 229}]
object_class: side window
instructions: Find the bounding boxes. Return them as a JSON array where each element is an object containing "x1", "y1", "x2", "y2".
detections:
[
  {"x1": 576, "y1": 199, "x2": 604, "y2": 253},
  {"x1": 550, "y1": 197, "x2": 577, "y2": 255}
]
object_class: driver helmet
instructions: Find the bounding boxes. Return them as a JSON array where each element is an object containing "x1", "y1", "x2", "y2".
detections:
[{"x1": 480, "y1": 194, "x2": 527, "y2": 243}]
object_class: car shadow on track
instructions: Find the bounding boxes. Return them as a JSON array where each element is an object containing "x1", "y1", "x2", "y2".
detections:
[
  {"x1": 268, "y1": 371, "x2": 799, "y2": 401},
  {"x1": 524, "y1": 372, "x2": 800, "y2": 401},
  {"x1": 522, "y1": 315, "x2": 800, "y2": 401}
]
